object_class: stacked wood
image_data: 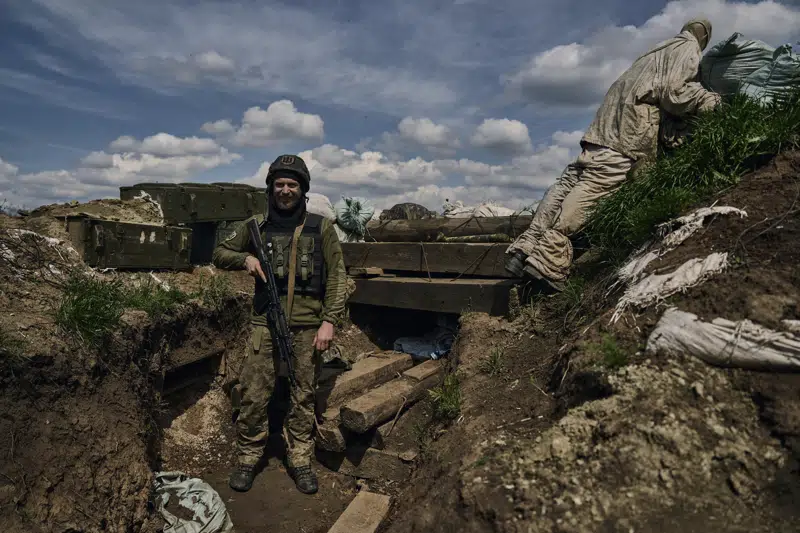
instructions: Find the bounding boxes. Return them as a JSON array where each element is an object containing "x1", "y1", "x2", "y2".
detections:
[{"x1": 363, "y1": 215, "x2": 532, "y2": 242}]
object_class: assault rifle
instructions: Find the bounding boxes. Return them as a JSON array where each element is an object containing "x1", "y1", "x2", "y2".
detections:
[{"x1": 246, "y1": 218, "x2": 297, "y2": 387}]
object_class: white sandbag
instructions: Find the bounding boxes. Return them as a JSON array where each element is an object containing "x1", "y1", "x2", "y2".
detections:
[
  {"x1": 615, "y1": 206, "x2": 747, "y2": 287},
  {"x1": 334, "y1": 196, "x2": 375, "y2": 234},
  {"x1": 646, "y1": 307, "x2": 800, "y2": 372},
  {"x1": 306, "y1": 193, "x2": 336, "y2": 221},
  {"x1": 611, "y1": 253, "x2": 729, "y2": 323},
  {"x1": 333, "y1": 222, "x2": 364, "y2": 243},
  {"x1": 442, "y1": 200, "x2": 516, "y2": 218}
]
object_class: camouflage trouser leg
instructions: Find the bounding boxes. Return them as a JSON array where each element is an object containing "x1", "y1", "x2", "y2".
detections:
[
  {"x1": 283, "y1": 328, "x2": 320, "y2": 468},
  {"x1": 235, "y1": 325, "x2": 320, "y2": 468}
]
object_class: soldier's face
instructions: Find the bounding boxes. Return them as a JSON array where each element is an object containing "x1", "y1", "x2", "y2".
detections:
[{"x1": 272, "y1": 176, "x2": 302, "y2": 210}]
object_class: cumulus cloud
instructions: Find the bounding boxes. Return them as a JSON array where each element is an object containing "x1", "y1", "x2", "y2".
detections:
[
  {"x1": 470, "y1": 118, "x2": 533, "y2": 156},
  {"x1": 240, "y1": 129, "x2": 577, "y2": 211},
  {"x1": 397, "y1": 117, "x2": 461, "y2": 152},
  {"x1": 506, "y1": 0, "x2": 800, "y2": 108},
  {"x1": 203, "y1": 100, "x2": 324, "y2": 147},
  {"x1": 0, "y1": 133, "x2": 241, "y2": 208}
]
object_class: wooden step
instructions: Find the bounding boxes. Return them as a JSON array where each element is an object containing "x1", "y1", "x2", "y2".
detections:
[
  {"x1": 348, "y1": 276, "x2": 515, "y2": 315},
  {"x1": 340, "y1": 360, "x2": 443, "y2": 433},
  {"x1": 317, "y1": 352, "x2": 414, "y2": 411},
  {"x1": 327, "y1": 491, "x2": 391, "y2": 533}
]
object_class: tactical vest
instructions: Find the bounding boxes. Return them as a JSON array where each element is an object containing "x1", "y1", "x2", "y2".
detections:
[{"x1": 256, "y1": 213, "x2": 326, "y2": 299}]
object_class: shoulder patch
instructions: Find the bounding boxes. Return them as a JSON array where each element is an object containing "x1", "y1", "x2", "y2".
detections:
[{"x1": 224, "y1": 230, "x2": 237, "y2": 241}]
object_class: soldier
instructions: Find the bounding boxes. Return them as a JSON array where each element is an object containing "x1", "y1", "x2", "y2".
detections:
[{"x1": 212, "y1": 154, "x2": 347, "y2": 494}]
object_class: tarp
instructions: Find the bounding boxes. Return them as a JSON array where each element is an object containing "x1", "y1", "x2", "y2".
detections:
[
  {"x1": 153, "y1": 471, "x2": 233, "y2": 533},
  {"x1": 700, "y1": 32, "x2": 800, "y2": 102}
]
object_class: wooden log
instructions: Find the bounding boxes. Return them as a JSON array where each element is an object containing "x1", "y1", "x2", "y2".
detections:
[
  {"x1": 327, "y1": 490, "x2": 392, "y2": 533},
  {"x1": 340, "y1": 360, "x2": 443, "y2": 433},
  {"x1": 316, "y1": 352, "x2": 414, "y2": 414},
  {"x1": 364, "y1": 215, "x2": 532, "y2": 242},
  {"x1": 348, "y1": 276, "x2": 515, "y2": 315},
  {"x1": 319, "y1": 447, "x2": 412, "y2": 483},
  {"x1": 342, "y1": 242, "x2": 512, "y2": 278}
]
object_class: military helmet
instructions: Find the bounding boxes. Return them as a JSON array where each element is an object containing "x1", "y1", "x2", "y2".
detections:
[{"x1": 265, "y1": 154, "x2": 311, "y2": 193}]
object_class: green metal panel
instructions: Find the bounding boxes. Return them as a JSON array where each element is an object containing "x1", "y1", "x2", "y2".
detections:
[
  {"x1": 119, "y1": 182, "x2": 267, "y2": 224},
  {"x1": 66, "y1": 215, "x2": 193, "y2": 270}
]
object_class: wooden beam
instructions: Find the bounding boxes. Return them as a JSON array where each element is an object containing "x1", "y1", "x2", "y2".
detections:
[
  {"x1": 340, "y1": 360, "x2": 443, "y2": 433},
  {"x1": 327, "y1": 490, "x2": 392, "y2": 533},
  {"x1": 364, "y1": 215, "x2": 532, "y2": 242},
  {"x1": 342, "y1": 242, "x2": 513, "y2": 278},
  {"x1": 348, "y1": 276, "x2": 515, "y2": 315}
]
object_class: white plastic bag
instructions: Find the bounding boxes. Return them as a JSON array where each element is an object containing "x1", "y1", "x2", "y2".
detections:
[{"x1": 306, "y1": 193, "x2": 336, "y2": 221}]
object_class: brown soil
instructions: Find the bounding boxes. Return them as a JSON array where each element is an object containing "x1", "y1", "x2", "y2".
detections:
[{"x1": 381, "y1": 152, "x2": 800, "y2": 532}]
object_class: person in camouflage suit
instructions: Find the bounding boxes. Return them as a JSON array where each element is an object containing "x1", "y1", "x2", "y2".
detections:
[{"x1": 212, "y1": 154, "x2": 347, "y2": 494}]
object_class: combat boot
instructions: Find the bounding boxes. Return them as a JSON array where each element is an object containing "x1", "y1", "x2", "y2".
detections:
[
  {"x1": 291, "y1": 465, "x2": 318, "y2": 494},
  {"x1": 229, "y1": 463, "x2": 256, "y2": 492}
]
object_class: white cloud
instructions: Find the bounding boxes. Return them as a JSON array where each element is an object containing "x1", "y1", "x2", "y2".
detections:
[
  {"x1": 0, "y1": 134, "x2": 241, "y2": 209},
  {"x1": 507, "y1": 0, "x2": 800, "y2": 108},
  {"x1": 551, "y1": 130, "x2": 585, "y2": 147},
  {"x1": 131, "y1": 50, "x2": 238, "y2": 83},
  {"x1": 470, "y1": 118, "x2": 532, "y2": 155},
  {"x1": 108, "y1": 133, "x2": 223, "y2": 157},
  {"x1": 397, "y1": 117, "x2": 461, "y2": 152},
  {"x1": 200, "y1": 119, "x2": 235, "y2": 135},
  {"x1": 204, "y1": 100, "x2": 324, "y2": 147}
]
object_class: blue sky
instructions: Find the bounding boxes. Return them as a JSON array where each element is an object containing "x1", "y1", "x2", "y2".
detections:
[{"x1": 1, "y1": 0, "x2": 798, "y2": 211}]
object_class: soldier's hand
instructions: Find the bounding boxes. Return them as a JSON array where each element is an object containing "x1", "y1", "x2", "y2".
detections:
[
  {"x1": 314, "y1": 321, "x2": 334, "y2": 352},
  {"x1": 244, "y1": 255, "x2": 266, "y2": 282}
]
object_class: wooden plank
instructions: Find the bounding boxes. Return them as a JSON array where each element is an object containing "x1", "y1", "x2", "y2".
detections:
[
  {"x1": 364, "y1": 215, "x2": 532, "y2": 242},
  {"x1": 347, "y1": 267, "x2": 384, "y2": 277},
  {"x1": 348, "y1": 276, "x2": 515, "y2": 315},
  {"x1": 340, "y1": 361, "x2": 444, "y2": 433},
  {"x1": 342, "y1": 242, "x2": 512, "y2": 278},
  {"x1": 321, "y1": 352, "x2": 414, "y2": 407},
  {"x1": 327, "y1": 491, "x2": 392, "y2": 533}
]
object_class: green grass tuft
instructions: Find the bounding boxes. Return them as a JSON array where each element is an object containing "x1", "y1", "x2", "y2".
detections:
[
  {"x1": 478, "y1": 347, "x2": 506, "y2": 376},
  {"x1": 125, "y1": 278, "x2": 190, "y2": 318},
  {"x1": 0, "y1": 325, "x2": 26, "y2": 361},
  {"x1": 584, "y1": 91, "x2": 800, "y2": 260},
  {"x1": 56, "y1": 275, "x2": 128, "y2": 346},
  {"x1": 56, "y1": 273, "x2": 191, "y2": 346},
  {"x1": 193, "y1": 272, "x2": 234, "y2": 311},
  {"x1": 591, "y1": 334, "x2": 629, "y2": 370},
  {"x1": 429, "y1": 373, "x2": 462, "y2": 421}
]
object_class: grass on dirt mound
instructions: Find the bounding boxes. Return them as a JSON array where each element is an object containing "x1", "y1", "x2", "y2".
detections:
[
  {"x1": 56, "y1": 272, "x2": 233, "y2": 346},
  {"x1": 585, "y1": 90, "x2": 800, "y2": 263}
]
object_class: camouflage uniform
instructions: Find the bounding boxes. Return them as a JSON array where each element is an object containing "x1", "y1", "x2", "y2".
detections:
[{"x1": 213, "y1": 171, "x2": 347, "y2": 471}]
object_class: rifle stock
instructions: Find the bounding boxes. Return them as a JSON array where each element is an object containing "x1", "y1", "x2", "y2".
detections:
[{"x1": 246, "y1": 218, "x2": 297, "y2": 386}]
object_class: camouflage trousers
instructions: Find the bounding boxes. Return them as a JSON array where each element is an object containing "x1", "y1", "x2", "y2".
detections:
[{"x1": 233, "y1": 324, "x2": 321, "y2": 468}]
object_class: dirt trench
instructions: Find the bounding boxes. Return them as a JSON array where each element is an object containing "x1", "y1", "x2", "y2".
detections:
[{"x1": 378, "y1": 153, "x2": 800, "y2": 532}]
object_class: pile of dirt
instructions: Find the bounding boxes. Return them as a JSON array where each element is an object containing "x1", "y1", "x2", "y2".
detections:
[
  {"x1": 0, "y1": 216, "x2": 249, "y2": 532},
  {"x1": 382, "y1": 153, "x2": 800, "y2": 533}
]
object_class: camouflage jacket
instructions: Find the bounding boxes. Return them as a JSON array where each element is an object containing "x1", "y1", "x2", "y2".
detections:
[{"x1": 212, "y1": 213, "x2": 347, "y2": 329}]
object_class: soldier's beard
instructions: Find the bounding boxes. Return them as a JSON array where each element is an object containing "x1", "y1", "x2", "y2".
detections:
[{"x1": 275, "y1": 192, "x2": 301, "y2": 211}]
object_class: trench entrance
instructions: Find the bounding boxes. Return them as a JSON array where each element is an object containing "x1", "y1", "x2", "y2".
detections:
[{"x1": 155, "y1": 301, "x2": 460, "y2": 533}]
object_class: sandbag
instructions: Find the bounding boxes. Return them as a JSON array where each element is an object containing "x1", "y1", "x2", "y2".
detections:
[
  {"x1": 442, "y1": 200, "x2": 516, "y2": 218},
  {"x1": 334, "y1": 196, "x2": 375, "y2": 234},
  {"x1": 379, "y1": 202, "x2": 437, "y2": 221},
  {"x1": 306, "y1": 193, "x2": 336, "y2": 221},
  {"x1": 700, "y1": 32, "x2": 800, "y2": 102}
]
